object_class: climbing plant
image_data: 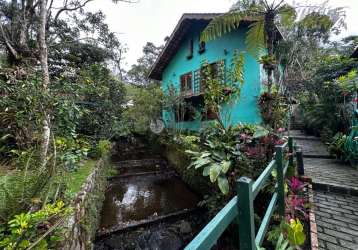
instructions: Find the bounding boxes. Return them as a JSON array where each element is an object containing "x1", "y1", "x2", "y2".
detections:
[{"x1": 201, "y1": 50, "x2": 245, "y2": 128}]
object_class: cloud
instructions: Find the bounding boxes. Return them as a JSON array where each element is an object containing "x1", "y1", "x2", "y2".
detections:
[{"x1": 86, "y1": 0, "x2": 357, "y2": 69}]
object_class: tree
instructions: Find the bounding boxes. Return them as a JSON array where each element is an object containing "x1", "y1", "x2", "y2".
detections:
[
  {"x1": 201, "y1": 0, "x2": 346, "y2": 95},
  {"x1": 126, "y1": 42, "x2": 164, "y2": 86},
  {"x1": 276, "y1": 5, "x2": 347, "y2": 95},
  {"x1": 201, "y1": 0, "x2": 296, "y2": 93},
  {"x1": 0, "y1": 0, "x2": 133, "y2": 167}
]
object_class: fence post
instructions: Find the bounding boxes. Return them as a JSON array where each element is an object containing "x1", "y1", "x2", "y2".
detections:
[
  {"x1": 237, "y1": 177, "x2": 255, "y2": 250},
  {"x1": 288, "y1": 137, "x2": 294, "y2": 166},
  {"x1": 296, "y1": 148, "x2": 304, "y2": 176},
  {"x1": 275, "y1": 146, "x2": 285, "y2": 217}
]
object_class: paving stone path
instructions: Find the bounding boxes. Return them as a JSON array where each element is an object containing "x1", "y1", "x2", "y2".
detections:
[
  {"x1": 314, "y1": 191, "x2": 358, "y2": 250},
  {"x1": 305, "y1": 158, "x2": 358, "y2": 194},
  {"x1": 291, "y1": 130, "x2": 358, "y2": 250}
]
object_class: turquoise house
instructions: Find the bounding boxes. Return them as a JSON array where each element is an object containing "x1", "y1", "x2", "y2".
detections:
[{"x1": 149, "y1": 13, "x2": 278, "y2": 131}]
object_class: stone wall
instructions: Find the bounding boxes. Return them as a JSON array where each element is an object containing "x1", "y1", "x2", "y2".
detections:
[
  {"x1": 64, "y1": 158, "x2": 109, "y2": 250},
  {"x1": 163, "y1": 144, "x2": 211, "y2": 197}
]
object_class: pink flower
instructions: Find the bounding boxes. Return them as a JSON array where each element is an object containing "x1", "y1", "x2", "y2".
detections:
[
  {"x1": 290, "y1": 196, "x2": 305, "y2": 208},
  {"x1": 275, "y1": 139, "x2": 285, "y2": 145},
  {"x1": 289, "y1": 177, "x2": 304, "y2": 193},
  {"x1": 277, "y1": 127, "x2": 285, "y2": 133}
]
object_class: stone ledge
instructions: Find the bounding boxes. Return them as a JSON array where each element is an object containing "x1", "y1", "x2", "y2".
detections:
[
  {"x1": 96, "y1": 208, "x2": 198, "y2": 238},
  {"x1": 312, "y1": 182, "x2": 358, "y2": 197},
  {"x1": 112, "y1": 158, "x2": 166, "y2": 168},
  {"x1": 303, "y1": 154, "x2": 335, "y2": 159},
  {"x1": 63, "y1": 158, "x2": 109, "y2": 250},
  {"x1": 308, "y1": 183, "x2": 319, "y2": 250}
]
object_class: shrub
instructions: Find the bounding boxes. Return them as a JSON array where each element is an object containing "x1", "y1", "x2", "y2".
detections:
[
  {"x1": 259, "y1": 91, "x2": 288, "y2": 129},
  {"x1": 56, "y1": 137, "x2": 91, "y2": 171},
  {"x1": 0, "y1": 201, "x2": 71, "y2": 250},
  {"x1": 328, "y1": 132, "x2": 348, "y2": 160},
  {"x1": 92, "y1": 139, "x2": 111, "y2": 159}
]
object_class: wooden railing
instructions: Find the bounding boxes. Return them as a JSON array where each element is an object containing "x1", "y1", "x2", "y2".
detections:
[{"x1": 185, "y1": 137, "x2": 298, "y2": 250}]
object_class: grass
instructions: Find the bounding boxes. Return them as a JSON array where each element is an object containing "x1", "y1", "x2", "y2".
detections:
[{"x1": 65, "y1": 159, "x2": 97, "y2": 198}]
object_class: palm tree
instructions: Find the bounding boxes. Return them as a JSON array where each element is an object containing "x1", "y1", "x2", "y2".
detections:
[{"x1": 201, "y1": 0, "x2": 295, "y2": 93}]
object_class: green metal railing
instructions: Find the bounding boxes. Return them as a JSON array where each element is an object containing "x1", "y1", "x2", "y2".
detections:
[{"x1": 185, "y1": 137, "x2": 296, "y2": 250}]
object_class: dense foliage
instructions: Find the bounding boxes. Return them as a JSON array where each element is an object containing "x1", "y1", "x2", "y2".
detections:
[
  {"x1": 0, "y1": 201, "x2": 71, "y2": 250},
  {"x1": 0, "y1": 0, "x2": 357, "y2": 248},
  {"x1": 300, "y1": 58, "x2": 357, "y2": 140},
  {"x1": 0, "y1": 0, "x2": 130, "y2": 248}
]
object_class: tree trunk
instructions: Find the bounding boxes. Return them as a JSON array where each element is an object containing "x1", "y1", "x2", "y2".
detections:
[
  {"x1": 265, "y1": 11, "x2": 276, "y2": 94},
  {"x1": 38, "y1": 0, "x2": 51, "y2": 168}
]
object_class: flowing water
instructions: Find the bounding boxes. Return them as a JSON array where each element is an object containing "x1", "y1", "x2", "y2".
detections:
[
  {"x1": 99, "y1": 174, "x2": 199, "y2": 232},
  {"x1": 95, "y1": 141, "x2": 201, "y2": 249}
]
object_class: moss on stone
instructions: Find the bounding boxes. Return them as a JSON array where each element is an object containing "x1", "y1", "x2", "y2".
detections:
[{"x1": 164, "y1": 144, "x2": 211, "y2": 197}]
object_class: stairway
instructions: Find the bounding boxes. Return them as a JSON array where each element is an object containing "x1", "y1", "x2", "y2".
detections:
[{"x1": 289, "y1": 104, "x2": 305, "y2": 131}]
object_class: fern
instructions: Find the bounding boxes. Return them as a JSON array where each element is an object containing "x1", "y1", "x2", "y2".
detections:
[
  {"x1": 246, "y1": 18, "x2": 265, "y2": 58},
  {"x1": 201, "y1": 12, "x2": 244, "y2": 42}
]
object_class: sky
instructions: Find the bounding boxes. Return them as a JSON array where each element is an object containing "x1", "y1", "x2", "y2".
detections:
[{"x1": 85, "y1": 0, "x2": 358, "y2": 69}]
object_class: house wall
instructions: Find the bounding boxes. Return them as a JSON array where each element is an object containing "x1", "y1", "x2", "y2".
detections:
[{"x1": 161, "y1": 23, "x2": 262, "y2": 130}]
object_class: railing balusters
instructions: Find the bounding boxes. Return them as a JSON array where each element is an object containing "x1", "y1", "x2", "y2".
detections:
[
  {"x1": 237, "y1": 177, "x2": 255, "y2": 250},
  {"x1": 275, "y1": 145, "x2": 285, "y2": 217}
]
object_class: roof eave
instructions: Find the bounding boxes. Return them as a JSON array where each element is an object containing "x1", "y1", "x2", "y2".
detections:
[{"x1": 148, "y1": 13, "x2": 283, "y2": 81}]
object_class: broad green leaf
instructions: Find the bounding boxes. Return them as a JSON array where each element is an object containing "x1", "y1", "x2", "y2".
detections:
[
  {"x1": 221, "y1": 160, "x2": 232, "y2": 174},
  {"x1": 199, "y1": 152, "x2": 212, "y2": 158},
  {"x1": 209, "y1": 163, "x2": 221, "y2": 182},
  {"x1": 193, "y1": 157, "x2": 212, "y2": 169},
  {"x1": 212, "y1": 150, "x2": 226, "y2": 160},
  {"x1": 253, "y1": 125, "x2": 270, "y2": 138},
  {"x1": 271, "y1": 169, "x2": 277, "y2": 178},
  {"x1": 217, "y1": 175, "x2": 229, "y2": 195},
  {"x1": 203, "y1": 166, "x2": 211, "y2": 176},
  {"x1": 287, "y1": 219, "x2": 306, "y2": 246},
  {"x1": 185, "y1": 150, "x2": 200, "y2": 156}
]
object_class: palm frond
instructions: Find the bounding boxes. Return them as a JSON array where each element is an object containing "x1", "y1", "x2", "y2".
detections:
[
  {"x1": 277, "y1": 4, "x2": 297, "y2": 27},
  {"x1": 201, "y1": 12, "x2": 243, "y2": 42},
  {"x1": 245, "y1": 18, "x2": 266, "y2": 58}
]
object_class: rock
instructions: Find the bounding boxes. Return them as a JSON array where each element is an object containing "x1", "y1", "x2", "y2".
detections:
[
  {"x1": 103, "y1": 234, "x2": 126, "y2": 250},
  {"x1": 136, "y1": 229, "x2": 183, "y2": 250},
  {"x1": 178, "y1": 220, "x2": 192, "y2": 234}
]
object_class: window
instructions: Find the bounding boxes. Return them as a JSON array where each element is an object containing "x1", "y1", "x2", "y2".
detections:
[
  {"x1": 187, "y1": 39, "x2": 193, "y2": 59},
  {"x1": 200, "y1": 61, "x2": 221, "y2": 92},
  {"x1": 180, "y1": 72, "x2": 192, "y2": 96},
  {"x1": 175, "y1": 103, "x2": 196, "y2": 122}
]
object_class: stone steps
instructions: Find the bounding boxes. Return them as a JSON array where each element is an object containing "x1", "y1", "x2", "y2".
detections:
[
  {"x1": 112, "y1": 158, "x2": 167, "y2": 168},
  {"x1": 288, "y1": 130, "x2": 332, "y2": 159}
]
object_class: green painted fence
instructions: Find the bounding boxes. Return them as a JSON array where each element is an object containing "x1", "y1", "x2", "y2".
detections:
[{"x1": 185, "y1": 137, "x2": 296, "y2": 250}]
